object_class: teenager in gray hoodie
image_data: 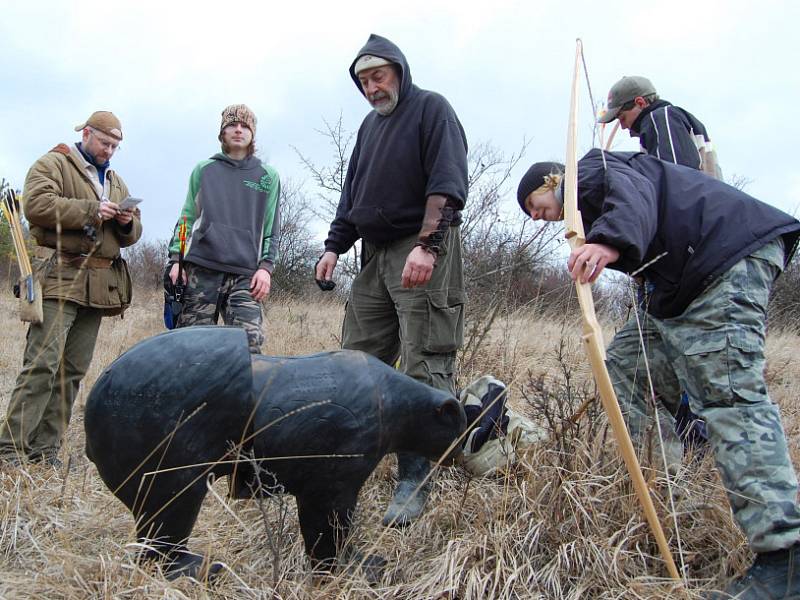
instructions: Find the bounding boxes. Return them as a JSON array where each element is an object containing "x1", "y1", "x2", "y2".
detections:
[{"x1": 167, "y1": 104, "x2": 281, "y2": 353}]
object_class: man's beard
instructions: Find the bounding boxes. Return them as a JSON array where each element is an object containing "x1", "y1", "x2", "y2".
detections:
[{"x1": 369, "y1": 87, "x2": 399, "y2": 116}]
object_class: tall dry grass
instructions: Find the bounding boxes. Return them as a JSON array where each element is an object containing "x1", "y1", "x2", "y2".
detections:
[{"x1": 1, "y1": 290, "x2": 800, "y2": 599}]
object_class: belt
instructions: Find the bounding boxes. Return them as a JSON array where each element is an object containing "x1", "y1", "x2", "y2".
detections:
[
  {"x1": 57, "y1": 252, "x2": 114, "y2": 269},
  {"x1": 34, "y1": 247, "x2": 116, "y2": 269}
]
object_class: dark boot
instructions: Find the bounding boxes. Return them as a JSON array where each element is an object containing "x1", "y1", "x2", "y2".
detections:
[
  {"x1": 340, "y1": 546, "x2": 387, "y2": 584},
  {"x1": 707, "y1": 543, "x2": 800, "y2": 599},
  {"x1": 381, "y1": 453, "x2": 431, "y2": 528},
  {"x1": 141, "y1": 546, "x2": 224, "y2": 582},
  {"x1": 164, "y1": 551, "x2": 224, "y2": 582}
]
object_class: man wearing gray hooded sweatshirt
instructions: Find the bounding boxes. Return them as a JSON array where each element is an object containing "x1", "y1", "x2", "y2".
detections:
[
  {"x1": 315, "y1": 34, "x2": 469, "y2": 527},
  {"x1": 168, "y1": 104, "x2": 281, "y2": 353}
]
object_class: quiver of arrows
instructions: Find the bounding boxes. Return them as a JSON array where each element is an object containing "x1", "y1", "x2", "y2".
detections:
[{"x1": 2, "y1": 183, "x2": 43, "y2": 323}]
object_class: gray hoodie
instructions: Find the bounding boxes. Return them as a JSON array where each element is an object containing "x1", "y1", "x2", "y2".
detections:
[{"x1": 169, "y1": 153, "x2": 281, "y2": 275}]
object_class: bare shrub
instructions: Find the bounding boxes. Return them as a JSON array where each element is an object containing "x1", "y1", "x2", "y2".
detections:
[
  {"x1": 293, "y1": 113, "x2": 361, "y2": 284},
  {"x1": 461, "y1": 141, "x2": 549, "y2": 308},
  {"x1": 723, "y1": 173, "x2": 800, "y2": 329},
  {"x1": 521, "y1": 339, "x2": 604, "y2": 450},
  {"x1": 122, "y1": 238, "x2": 168, "y2": 290},
  {"x1": 769, "y1": 254, "x2": 800, "y2": 331},
  {"x1": 269, "y1": 178, "x2": 324, "y2": 300}
]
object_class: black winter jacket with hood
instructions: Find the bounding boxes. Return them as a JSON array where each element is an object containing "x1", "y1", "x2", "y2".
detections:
[
  {"x1": 324, "y1": 34, "x2": 469, "y2": 254},
  {"x1": 577, "y1": 149, "x2": 800, "y2": 318}
]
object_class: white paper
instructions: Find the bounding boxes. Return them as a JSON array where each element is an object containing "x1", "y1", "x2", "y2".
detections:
[{"x1": 118, "y1": 197, "x2": 143, "y2": 211}]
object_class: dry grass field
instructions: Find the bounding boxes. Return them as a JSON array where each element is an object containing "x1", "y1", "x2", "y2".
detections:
[{"x1": 1, "y1": 288, "x2": 800, "y2": 599}]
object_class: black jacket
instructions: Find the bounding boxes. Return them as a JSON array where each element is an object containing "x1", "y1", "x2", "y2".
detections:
[
  {"x1": 631, "y1": 100, "x2": 711, "y2": 171},
  {"x1": 578, "y1": 149, "x2": 800, "y2": 318},
  {"x1": 324, "y1": 34, "x2": 469, "y2": 253}
]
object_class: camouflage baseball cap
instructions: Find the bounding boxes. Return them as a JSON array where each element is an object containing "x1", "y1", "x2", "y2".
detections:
[
  {"x1": 74, "y1": 111, "x2": 123, "y2": 141},
  {"x1": 597, "y1": 76, "x2": 656, "y2": 123}
]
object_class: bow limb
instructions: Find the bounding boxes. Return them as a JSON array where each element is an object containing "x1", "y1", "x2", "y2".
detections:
[
  {"x1": 563, "y1": 39, "x2": 681, "y2": 583},
  {"x1": 604, "y1": 121, "x2": 620, "y2": 151}
]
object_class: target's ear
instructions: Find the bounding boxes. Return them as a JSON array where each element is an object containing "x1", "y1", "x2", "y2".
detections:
[{"x1": 436, "y1": 396, "x2": 463, "y2": 423}]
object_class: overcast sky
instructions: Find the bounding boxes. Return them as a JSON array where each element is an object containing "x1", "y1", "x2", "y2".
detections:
[{"x1": 1, "y1": 0, "x2": 797, "y2": 243}]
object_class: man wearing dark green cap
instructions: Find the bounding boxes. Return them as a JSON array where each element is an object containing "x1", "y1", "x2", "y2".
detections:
[
  {"x1": 600, "y1": 75, "x2": 722, "y2": 455},
  {"x1": 598, "y1": 75, "x2": 720, "y2": 178}
]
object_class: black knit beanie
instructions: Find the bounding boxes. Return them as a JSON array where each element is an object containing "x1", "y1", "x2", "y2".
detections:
[{"x1": 516, "y1": 162, "x2": 565, "y2": 214}]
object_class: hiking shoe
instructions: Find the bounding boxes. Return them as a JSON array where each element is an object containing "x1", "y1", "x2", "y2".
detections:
[
  {"x1": 381, "y1": 453, "x2": 431, "y2": 528},
  {"x1": 707, "y1": 543, "x2": 800, "y2": 599}
]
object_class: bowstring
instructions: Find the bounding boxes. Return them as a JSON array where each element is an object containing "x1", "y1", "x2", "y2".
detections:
[{"x1": 578, "y1": 44, "x2": 606, "y2": 171}]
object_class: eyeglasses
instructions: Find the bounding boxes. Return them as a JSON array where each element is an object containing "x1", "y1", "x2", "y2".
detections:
[{"x1": 87, "y1": 128, "x2": 120, "y2": 151}]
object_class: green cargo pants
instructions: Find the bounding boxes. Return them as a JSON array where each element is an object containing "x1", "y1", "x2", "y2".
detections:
[
  {"x1": 0, "y1": 298, "x2": 102, "y2": 460},
  {"x1": 342, "y1": 229, "x2": 465, "y2": 395},
  {"x1": 607, "y1": 238, "x2": 800, "y2": 552}
]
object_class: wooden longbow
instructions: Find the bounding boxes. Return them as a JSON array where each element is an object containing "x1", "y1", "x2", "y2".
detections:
[{"x1": 563, "y1": 39, "x2": 681, "y2": 582}]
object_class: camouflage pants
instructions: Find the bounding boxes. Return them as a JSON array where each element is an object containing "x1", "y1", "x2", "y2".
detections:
[
  {"x1": 607, "y1": 238, "x2": 800, "y2": 552},
  {"x1": 342, "y1": 230, "x2": 465, "y2": 396},
  {"x1": 177, "y1": 263, "x2": 264, "y2": 353}
]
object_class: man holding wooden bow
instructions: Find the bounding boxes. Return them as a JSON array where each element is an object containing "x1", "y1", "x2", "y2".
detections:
[{"x1": 518, "y1": 151, "x2": 800, "y2": 599}]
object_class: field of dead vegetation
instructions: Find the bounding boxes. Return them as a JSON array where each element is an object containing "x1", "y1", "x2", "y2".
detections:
[{"x1": 2, "y1": 289, "x2": 800, "y2": 599}]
